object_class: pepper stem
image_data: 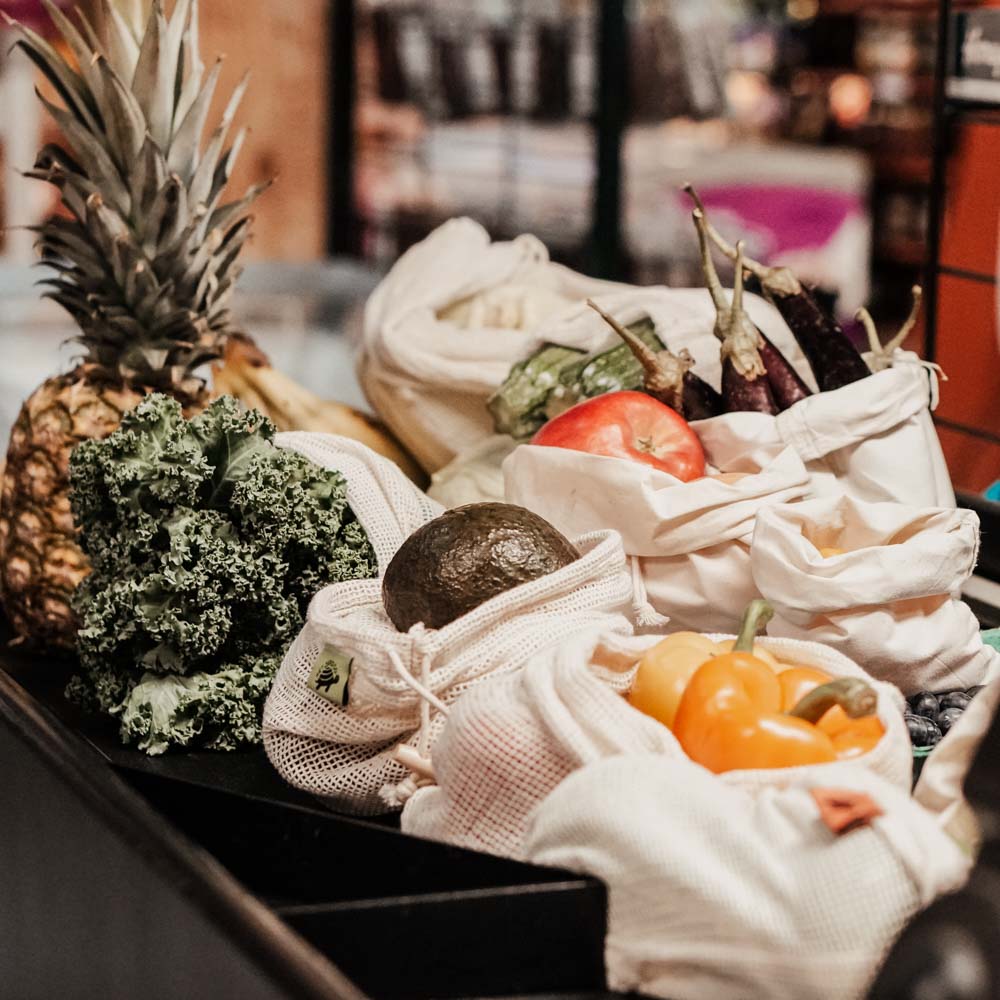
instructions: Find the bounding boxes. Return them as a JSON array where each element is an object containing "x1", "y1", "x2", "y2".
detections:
[
  {"x1": 683, "y1": 182, "x2": 802, "y2": 297},
  {"x1": 733, "y1": 599, "x2": 774, "y2": 653},
  {"x1": 789, "y1": 677, "x2": 878, "y2": 724}
]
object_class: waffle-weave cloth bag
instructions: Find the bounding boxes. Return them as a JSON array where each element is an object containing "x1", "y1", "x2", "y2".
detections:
[
  {"x1": 401, "y1": 630, "x2": 911, "y2": 858},
  {"x1": 527, "y1": 754, "x2": 969, "y2": 1000}
]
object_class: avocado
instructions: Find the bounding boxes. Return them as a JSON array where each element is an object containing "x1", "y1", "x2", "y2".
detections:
[{"x1": 382, "y1": 502, "x2": 580, "y2": 631}]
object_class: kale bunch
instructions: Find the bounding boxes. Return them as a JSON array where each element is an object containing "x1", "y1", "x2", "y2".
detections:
[{"x1": 68, "y1": 393, "x2": 376, "y2": 754}]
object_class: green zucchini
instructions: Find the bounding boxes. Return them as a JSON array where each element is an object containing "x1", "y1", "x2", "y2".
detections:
[
  {"x1": 488, "y1": 316, "x2": 665, "y2": 439},
  {"x1": 487, "y1": 343, "x2": 586, "y2": 440}
]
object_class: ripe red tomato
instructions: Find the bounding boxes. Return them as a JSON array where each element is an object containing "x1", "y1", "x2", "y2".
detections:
[{"x1": 531, "y1": 391, "x2": 705, "y2": 481}]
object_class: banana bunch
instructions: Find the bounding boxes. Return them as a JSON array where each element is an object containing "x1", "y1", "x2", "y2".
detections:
[{"x1": 213, "y1": 336, "x2": 425, "y2": 485}]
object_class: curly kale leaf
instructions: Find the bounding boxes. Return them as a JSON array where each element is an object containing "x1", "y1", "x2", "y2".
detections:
[
  {"x1": 114, "y1": 655, "x2": 281, "y2": 755},
  {"x1": 68, "y1": 393, "x2": 377, "y2": 753}
]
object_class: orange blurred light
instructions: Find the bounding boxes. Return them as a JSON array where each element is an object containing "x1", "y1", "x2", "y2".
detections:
[{"x1": 829, "y1": 73, "x2": 873, "y2": 129}]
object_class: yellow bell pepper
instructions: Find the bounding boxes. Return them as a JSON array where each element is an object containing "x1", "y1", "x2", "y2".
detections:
[{"x1": 628, "y1": 631, "x2": 720, "y2": 729}]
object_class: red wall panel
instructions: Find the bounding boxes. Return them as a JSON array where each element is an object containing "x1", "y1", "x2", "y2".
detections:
[
  {"x1": 940, "y1": 122, "x2": 1000, "y2": 277},
  {"x1": 934, "y1": 273, "x2": 1000, "y2": 436}
]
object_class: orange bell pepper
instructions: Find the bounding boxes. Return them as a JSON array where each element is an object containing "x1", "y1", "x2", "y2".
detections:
[
  {"x1": 777, "y1": 665, "x2": 886, "y2": 760},
  {"x1": 673, "y1": 601, "x2": 881, "y2": 773}
]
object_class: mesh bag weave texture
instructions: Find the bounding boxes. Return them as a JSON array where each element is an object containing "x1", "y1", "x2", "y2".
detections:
[
  {"x1": 402, "y1": 631, "x2": 912, "y2": 857},
  {"x1": 264, "y1": 518, "x2": 635, "y2": 814}
]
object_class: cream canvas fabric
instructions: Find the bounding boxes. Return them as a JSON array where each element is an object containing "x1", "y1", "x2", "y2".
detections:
[
  {"x1": 402, "y1": 630, "x2": 912, "y2": 858},
  {"x1": 751, "y1": 495, "x2": 999, "y2": 694},
  {"x1": 503, "y1": 442, "x2": 810, "y2": 633},
  {"x1": 357, "y1": 217, "x2": 627, "y2": 473},
  {"x1": 914, "y1": 674, "x2": 1000, "y2": 854},
  {"x1": 357, "y1": 219, "x2": 805, "y2": 475},
  {"x1": 527, "y1": 754, "x2": 970, "y2": 1000},
  {"x1": 695, "y1": 351, "x2": 953, "y2": 508}
]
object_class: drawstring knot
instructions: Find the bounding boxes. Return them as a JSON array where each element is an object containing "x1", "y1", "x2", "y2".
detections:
[
  {"x1": 630, "y1": 555, "x2": 670, "y2": 629},
  {"x1": 379, "y1": 623, "x2": 449, "y2": 809}
]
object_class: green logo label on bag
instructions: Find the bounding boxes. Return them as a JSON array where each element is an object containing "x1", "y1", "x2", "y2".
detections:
[{"x1": 308, "y1": 646, "x2": 353, "y2": 706}]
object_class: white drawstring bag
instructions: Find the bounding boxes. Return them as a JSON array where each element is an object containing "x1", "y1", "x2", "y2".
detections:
[
  {"x1": 503, "y1": 442, "x2": 811, "y2": 633},
  {"x1": 526, "y1": 754, "x2": 970, "y2": 1000},
  {"x1": 358, "y1": 222, "x2": 811, "y2": 475},
  {"x1": 751, "y1": 494, "x2": 1000, "y2": 694},
  {"x1": 694, "y1": 351, "x2": 954, "y2": 508},
  {"x1": 402, "y1": 630, "x2": 912, "y2": 859},
  {"x1": 263, "y1": 529, "x2": 635, "y2": 815},
  {"x1": 357, "y1": 217, "x2": 628, "y2": 474}
]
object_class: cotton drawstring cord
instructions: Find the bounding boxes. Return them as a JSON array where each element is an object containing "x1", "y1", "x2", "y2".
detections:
[
  {"x1": 916, "y1": 358, "x2": 946, "y2": 410},
  {"x1": 630, "y1": 555, "x2": 670, "y2": 628},
  {"x1": 380, "y1": 625, "x2": 450, "y2": 808}
]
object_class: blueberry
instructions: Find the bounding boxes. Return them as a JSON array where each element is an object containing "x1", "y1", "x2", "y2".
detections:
[
  {"x1": 937, "y1": 707, "x2": 964, "y2": 735},
  {"x1": 904, "y1": 713, "x2": 942, "y2": 748},
  {"x1": 908, "y1": 692, "x2": 940, "y2": 720},
  {"x1": 938, "y1": 691, "x2": 971, "y2": 713}
]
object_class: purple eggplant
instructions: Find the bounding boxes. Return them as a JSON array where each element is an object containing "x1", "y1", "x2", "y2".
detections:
[
  {"x1": 693, "y1": 210, "x2": 778, "y2": 416},
  {"x1": 684, "y1": 183, "x2": 870, "y2": 392},
  {"x1": 757, "y1": 332, "x2": 812, "y2": 410},
  {"x1": 586, "y1": 299, "x2": 724, "y2": 421},
  {"x1": 856, "y1": 286, "x2": 923, "y2": 373}
]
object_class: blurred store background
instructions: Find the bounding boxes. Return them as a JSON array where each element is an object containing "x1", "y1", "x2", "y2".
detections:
[{"x1": 0, "y1": 0, "x2": 998, "y2": 494}]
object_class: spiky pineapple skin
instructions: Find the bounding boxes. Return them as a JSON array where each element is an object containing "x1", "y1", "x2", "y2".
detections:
[{"x1": 0, "y1": 371, "x2": 145, "y2": 649}]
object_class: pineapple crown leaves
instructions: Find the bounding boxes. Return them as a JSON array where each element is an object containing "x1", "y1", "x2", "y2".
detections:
[{"x1": 4, "y1": 0, "x2": 272, "y2": 396}]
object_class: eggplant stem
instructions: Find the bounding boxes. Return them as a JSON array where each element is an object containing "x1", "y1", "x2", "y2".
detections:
[
  {"x1": 883, "y1": 285, "x2": 923, "y2": 355},
  {"x1": 731, "y1": 240, "x2": 746, "y2": 327},
  {"x1": 692, "y1": 208, "x2": 729, "y2": 315},
  {"x1": 856, "y1": 307, "x2": 881, "y2": 357},
  {"x1": 720, "y1": 244, "x2": 768, "y2": 380},
  {"x1": 789, "y1": 677, "x2": 878, "y2": 725},
  {"x1": 587, "y1": 299, "x2": 688, "y2": 411},
  {"x1": 683, "y1": 182, "x2": 802, "y2": 296},
  {"x1": 860, "y1": 287, "x2": 924, "y2": 374},
  {"x1": 587, "y1": 298, "x2": 661, "y2": 376},
  {"x1": 733, "y1": 599, "x2": 774, "y2": 654}
]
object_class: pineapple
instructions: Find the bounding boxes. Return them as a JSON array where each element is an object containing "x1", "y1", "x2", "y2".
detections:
[{"x1": 0, "y1": 0, "x2": 268, "y2": 648}]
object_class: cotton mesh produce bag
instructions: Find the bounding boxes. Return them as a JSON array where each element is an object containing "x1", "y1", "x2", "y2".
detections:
[
  {"x1": 526, "y1": 754, "x2": 970, "y2": 1000},
  {"x1": 402, "y1": 630, "x2": 912, "y2": 858},
  {"x1": 750, "y1": 494, "x2": 1000, "y2": 694},
  {"x1": 503, "y1": 441, "x2": 810, "y2": 633},
  {"x1": 694, "y1": 349, "x2": 953, "y2": 508},
  {"x1": 263, "y1": 527, "x2": 635, "y2": 815}
]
